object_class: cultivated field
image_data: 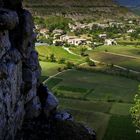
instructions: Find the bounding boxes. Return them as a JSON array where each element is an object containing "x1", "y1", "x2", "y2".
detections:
[
  {"x1": 70, "y1": 45, "x2": 140, "y2": 71},
  {"x1": 45, "y1": 69, "x2": 140, "y2": 140}
]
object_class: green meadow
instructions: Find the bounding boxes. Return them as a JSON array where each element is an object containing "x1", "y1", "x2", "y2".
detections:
[
  {"x1": 36, "y1": 45, "x2": 140, "y2": 140},
  {"x1": 45, "y1": 69, "x2": 140, "y2": 140},
  {"x1": 36, "y1": 46, "x2": 84, "y2": 64}
]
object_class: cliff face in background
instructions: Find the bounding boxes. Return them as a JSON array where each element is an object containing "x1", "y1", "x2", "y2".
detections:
[
  {"x1": 24, "y1": 0, "x2": 135, "y2": 20},
  {"x1": 0, "y1": 0, "x2": 41, "y2": 139}
]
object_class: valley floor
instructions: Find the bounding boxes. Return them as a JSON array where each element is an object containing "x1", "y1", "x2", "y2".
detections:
[{"x1": 36, "y1": 45, "x2": 140, "y2": 140}]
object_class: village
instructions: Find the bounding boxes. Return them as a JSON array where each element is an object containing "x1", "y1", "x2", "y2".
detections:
[{"x1": 35, "y1": 17, "x2": 140, "y2": 48}]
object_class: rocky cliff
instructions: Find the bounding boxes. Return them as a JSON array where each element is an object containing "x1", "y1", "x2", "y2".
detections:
[
  {"x1": 0, "y1": 1, "x2": 96, "y2": 140},
  {"x1": 0, "y1": 0, "x2": 41, "y2": 139}
]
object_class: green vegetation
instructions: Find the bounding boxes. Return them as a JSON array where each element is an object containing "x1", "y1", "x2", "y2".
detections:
[
  {"x1": 45, "y1": 77, "x2": 63, "y2": 89},
  {"x1": 91, "y1": 45, "x2": 140, "y2": 57},
  {"x1": 47, "y1": 70, "x2": 139, "y2": 102},
  {"x1": 84, "y1": 45, "x2": 140, "y2": 71},
  {"x1": 45, "y1": 69, "x2": 140, "y2": 139},
  {"x1": 130, "y1": 86, "x2": 140, "y2": 129},
  {"x1": 37, "y1": 45, "x2": 140, "y2": 139},
  {"x1": 24, "y1": 0, "x2": 133, "y2": 20},
  {"x1": 34, "y1": 16, "x2": 72, "y2": 32},
  {"x1": 110, "y1": 103, "x2": 132, "y2": 116},
  {"x1": 103, "y1": 116, "x2": 140, "y2": 140},
  {"x1": 36, "y1": 46, "x2": 84, "y2": 64},
  {"x1": 40, "y1": 61, "x2": 65, "y2": 77}
]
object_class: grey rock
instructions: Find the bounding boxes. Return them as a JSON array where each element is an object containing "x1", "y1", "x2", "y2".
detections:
[
  {"x1": 25, "y1": 97, "x2": 41, "y2": 119},
  {"x1": 0, "y1": 63, "x2": 8, "y2": 79},
  {"x1": 0, "y1": 0, "x2": 41, "y2": 139},
  {"x1": 45, "y1": 91, "x2": 59, "y2": 112},
  {"x1": 0, "y1": 9, "x2": 19, "y2": 30},
  {"x1": 0, "y1": 31, "x2": 11, "y2": 59},
  {"x1": 55, "y1": 111, "x2": 74, "y2": 121}
]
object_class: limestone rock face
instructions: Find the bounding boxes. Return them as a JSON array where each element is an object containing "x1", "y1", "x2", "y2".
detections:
[{"x1": 0, "y1": 0, "x2": 41, "y2": 139}]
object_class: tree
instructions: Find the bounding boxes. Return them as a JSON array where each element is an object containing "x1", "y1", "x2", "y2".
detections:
[
  {"x1": 58, "y1": 58, "x2": 66, "y2": 64},
  {"x1": 66, "y1": 61, "x2": 75, "y2": 69},
  {"x1": 80, "y1": 47, "x2": 88, "y2": 56},
  {"x1": 86, "y1": 57, "x2": 96, "y2": 66},
  {"x1": 49, "y1": 54, "x2": 56, "y2": 62},
  {"x1": 130, "y1": 86, "x2": 140, "y2": 129}
]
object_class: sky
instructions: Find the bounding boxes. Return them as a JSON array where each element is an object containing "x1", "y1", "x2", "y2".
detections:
[{"x1": 115, "y1": 0, "x2": 140, "y2": 7}]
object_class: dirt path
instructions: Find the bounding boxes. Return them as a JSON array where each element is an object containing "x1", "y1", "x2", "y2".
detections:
[{"x1": 43, "y1": 69, "x2": 71, "y2": 83}]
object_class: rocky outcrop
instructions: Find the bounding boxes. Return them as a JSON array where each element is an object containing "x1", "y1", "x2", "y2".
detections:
[
  {"x1": 0, "y1": 0, "x2": 41, "y2": 139},
  {"x1": 0, "y1": 1, "x2": 96, "y2": 140}
]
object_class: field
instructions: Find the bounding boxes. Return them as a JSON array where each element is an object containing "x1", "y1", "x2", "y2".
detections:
[
  {"x1": 40, "y1": 61, "x2": 65, "y2": 77},
  {"x1": 45, "y1": 69, "x2": 140, "y2": 140},
  {"x1": 71, "y1": 45, "x2": 140, "y2": 71},
  {"x1": 47, "y1": 69, "x2": 139, "y2": 103},
  {"x1": 37, "y1": 45, "x2": 140, "y2": 139},
  {"x1": 36, "y1": 46, "x2": 84, "y2": 64}
]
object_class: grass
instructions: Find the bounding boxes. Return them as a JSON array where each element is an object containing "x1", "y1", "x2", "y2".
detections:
[
  {"x1": 110, "y1": 103, "x2": 132, "y2": 116},
  {"x1": 62, "y1": 108, "x2": 110, "y2": 140},
  {"x1": 55, "y1": 86, "x2": 88, "y2": 93},
  {"x1": 48, "y1": 69, "x2": 139, "y2": 103},
  {"x1": 93, "y1": 45, "x2": 140, "y2": 58},
  {"x1": 45, "y1": 69, "x2": 139, "y2": 140},
  {"x1": 36, "y1": 46, "x2": 84, "y2": 64},
  {"x1": 59, "y1": 98, "x2": 112, "y2": 113},
  {"x1": 87, "y1": 45, "x2": 140, "y2": 71},
  {"x1": 40, "y1": 61, "x2": 65, "y2": 77},
  {"x1": 37, "y1": 45, "x2": 140, "y2": 140},
  {"x1": 45, "y1": 77, "x2": 63, "y2": 89},
  {"x1": 70, "y1": 45, "x2": 140, "y2": 71},
  {"x1": 89, "y1": 51, "x2": 140, "y2": 71},
  {"x1": 103, "y1": 115, "x2": 140, "y2": 140}
]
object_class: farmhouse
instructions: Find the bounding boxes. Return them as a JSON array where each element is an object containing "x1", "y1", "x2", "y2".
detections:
[
  {"x1": 68, "y1": 22, "x2": 93, "y2": 31},
  {"x1": 67, "y1": 38, "x2": 87, "y2": 46},
  {"x1": 40, "y1": 28, "x2": 49, "y2": 35},
  {"x1": 60, "y1": 35, "x2": 87, "y2": 46},
  {"x1": 99, "y1": 34, "x2": 107, "y2": 39},
  {"x1": 104, "y1": 39, "x2": 117, "y2": 45},
  {"x1": 53, "y1": 29, "x2": 64, "y2": 34},
  {"x1": 127, "y1": 29, "x2": 135, "y2": 33}
]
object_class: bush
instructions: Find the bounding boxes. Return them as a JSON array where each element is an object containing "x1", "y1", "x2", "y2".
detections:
[
  {"x1": 66, "y1": 61, "x2": 75, "y2": 69},
  {"x1": 130, "y1": 86, "x2": 140, "y2": 129},
  {"x1": 86, "y1": 57, "x2": 96, "y2": 66},
  {"x1": 49, "y1": 54, "x2": 56, "y2": 62},
  {"x1": 58, "y1": 58, "x2": 66, "y2": 64},
  {"x1": 57, "y1": 67, "x2": 62, "y2": 72}
]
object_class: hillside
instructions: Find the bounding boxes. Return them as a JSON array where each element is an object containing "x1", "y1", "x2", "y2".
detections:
[
  {"x1": 130, "y1": 6, "x2": 140, "y2": 15},
  {"x1": 24, "y1": 0, "x2": 135, "y2": 20}
]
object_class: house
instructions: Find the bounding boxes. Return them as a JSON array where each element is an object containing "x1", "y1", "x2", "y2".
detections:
[
  {"x1": 60, "y1": 35, "x2": 87, "y2": 46},
  {"x1": 40, "y1": 28, "x2": 49, "y2": 35},
  {"x1": 99, "y1": 34, "x2": 107, "y2": 39},
  {"x1": 104, "y1": 39, "x2": 117, "y2": 45},
  {"x1": 127, "y1": 29, "x2": 135, "y2": 33},
  {"x1": 67, "y1": 38, "x2": 87, "y2": 46},
  {"x1": 53, "y1": 39, "x2": 63, "y2": 46},
  {"x1": 96, "y1": 23, "x2": 109, "y2": 29},
  {"x1": 53, "y1": 29, "x2": 64, "y2": 34},
  {"x1": 60, "y1": 35, "x2": 75, "y2": 42}
]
